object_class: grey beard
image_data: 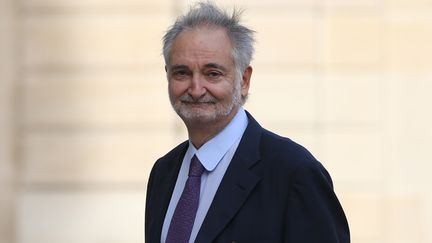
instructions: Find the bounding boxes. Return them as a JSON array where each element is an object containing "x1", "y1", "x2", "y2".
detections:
[{"x1": 170, "y1": 80, "x2": 242, "y2": 123}]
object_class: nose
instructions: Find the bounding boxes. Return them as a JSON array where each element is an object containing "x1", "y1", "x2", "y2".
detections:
[{"x1": 188, "y1": 74, "x2": 206, "y2": 99}]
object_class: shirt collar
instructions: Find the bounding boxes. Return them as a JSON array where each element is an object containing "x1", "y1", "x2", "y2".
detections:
[{"x1": 185, "y1": 107, "x2": 248, "y2": 172}]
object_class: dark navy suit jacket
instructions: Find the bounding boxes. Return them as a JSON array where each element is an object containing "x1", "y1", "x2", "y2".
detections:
[{"x1": 145, "y1": 112, "x2": 350, "y2": 243}]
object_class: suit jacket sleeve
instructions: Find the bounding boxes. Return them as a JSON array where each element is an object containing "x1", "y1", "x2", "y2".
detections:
[{"x1": 284, "y1": 159, "x2": 350, "y2": 243}]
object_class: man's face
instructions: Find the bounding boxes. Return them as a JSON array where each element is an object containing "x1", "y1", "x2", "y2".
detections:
[{"x1": 167, "y1": 27, "x2": 248, "y2": 126}]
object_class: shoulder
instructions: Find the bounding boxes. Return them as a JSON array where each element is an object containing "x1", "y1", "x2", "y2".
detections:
[
  {"x1": 151, "y1": 140, "x2": 188, "y2": 172},
  {"x1": 242, "y1": 112, "x2": 325, "y2": 177},
  {"x1": 257, "y1": 128, "x2": 332, "y2": 183},
  {"x1": 158, "y1": 140, "x2": 189, "y2": 161},
  {"x1": 260, "y1": 128, "x2": 317, "y2": 164}
]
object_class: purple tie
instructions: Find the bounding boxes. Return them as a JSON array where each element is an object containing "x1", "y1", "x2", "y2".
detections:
[{"x1": 166, "y1": 155, "x2": 206, "y2": 243}]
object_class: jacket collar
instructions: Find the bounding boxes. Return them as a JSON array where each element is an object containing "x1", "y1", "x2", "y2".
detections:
[{"x1": 194, "y1": 111, "x2": 262, "y2": 243}]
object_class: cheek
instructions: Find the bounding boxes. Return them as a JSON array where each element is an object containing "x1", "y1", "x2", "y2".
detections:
[
  {"x1": 208, "y1": 84, "x2": 235, "y2": 100},
  {"x1": 168, "y1": 81, "x2": 187, "y2": 98}
]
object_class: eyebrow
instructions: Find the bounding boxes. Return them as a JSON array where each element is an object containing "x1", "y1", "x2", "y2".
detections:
[
  {"x1": 169, "y1": 65, "x2": 189, "y2": 71},
  {"x1": 168, "y1": 63, "x2": 227, "y2": 72},
  {"x1": 204, "y1": 63, "x2": 227, "y2": 72}
]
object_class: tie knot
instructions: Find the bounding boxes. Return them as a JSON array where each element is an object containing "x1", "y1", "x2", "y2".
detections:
[{"x1": 189, "y1": 155, "x2": 205, "y2": 177}]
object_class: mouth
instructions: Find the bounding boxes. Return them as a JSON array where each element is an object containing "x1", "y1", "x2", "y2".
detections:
[{"x1": 181, "y1": 101, "x2": 215, "y2": 106}]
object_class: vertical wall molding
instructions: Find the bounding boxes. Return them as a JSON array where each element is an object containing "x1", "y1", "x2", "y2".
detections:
[{"x1": 0, "y1": 0, "x2": 17, "y2": 242}]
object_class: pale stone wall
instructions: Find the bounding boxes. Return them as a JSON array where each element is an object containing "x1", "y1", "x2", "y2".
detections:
[
  {"x1": 0, "y1": 0, "x2": 17, "y2": 242},
  {"x1": 0, "y1": 0, "x2": 431, "y2": 242},
  {"x1": 15, "y1": 1, "x2": 175, "y2": 243}
]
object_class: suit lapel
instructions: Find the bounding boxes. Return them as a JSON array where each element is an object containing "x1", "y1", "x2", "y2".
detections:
[
  {"x1": 149, "y1": 142, "x2": 188, "y2": 243},
  {"x1": 195, "y1": 113, "x2": 263, "y2": 243}
]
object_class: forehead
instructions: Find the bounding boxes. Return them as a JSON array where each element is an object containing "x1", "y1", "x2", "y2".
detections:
[{"x1": 169, "y1": 27, "x2": 234, "y2": 66}]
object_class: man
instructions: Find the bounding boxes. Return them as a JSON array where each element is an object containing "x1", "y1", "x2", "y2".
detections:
[{"x1": 145, "y1": 2, "x2": 350, "y2": 243}]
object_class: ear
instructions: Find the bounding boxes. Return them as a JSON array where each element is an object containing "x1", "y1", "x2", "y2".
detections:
[{"x1": 241, "y1": 66, "x2": 252, "y2": 98}]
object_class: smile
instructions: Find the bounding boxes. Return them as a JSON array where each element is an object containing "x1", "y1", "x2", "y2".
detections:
[{"x1": 182, "y1": 101, "x2": 215, "y2": 105}]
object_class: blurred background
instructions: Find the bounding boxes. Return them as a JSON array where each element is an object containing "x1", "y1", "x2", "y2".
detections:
[{"x1": 1, "y1": 0, "x2": 432, "y2": 242}]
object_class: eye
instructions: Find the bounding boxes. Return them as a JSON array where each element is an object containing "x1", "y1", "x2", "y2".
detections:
[
  {"x1": 172, "y1": 70, "x2": 190, "y2": 79},
  {"x1": 207, "y1": 71, "x2": 223, "y2": 78},
  {"x1": 174, "y1": 70, "x2": 186, "y2": 76}
]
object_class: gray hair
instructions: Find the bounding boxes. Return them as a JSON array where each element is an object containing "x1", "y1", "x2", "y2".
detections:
[{"x1": 162, "y1": 1, "x2": 255, "y2": 78}]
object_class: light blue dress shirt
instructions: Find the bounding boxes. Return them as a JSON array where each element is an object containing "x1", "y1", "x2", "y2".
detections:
[{"x1": 160, "y1": 108, "x2": 249, "y2": 243}]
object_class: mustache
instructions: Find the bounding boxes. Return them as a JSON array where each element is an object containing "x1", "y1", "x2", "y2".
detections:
[{"x1": 179, "y1": 94, "x2": 217, "y2": 103}]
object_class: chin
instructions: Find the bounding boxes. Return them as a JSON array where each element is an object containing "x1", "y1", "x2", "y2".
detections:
[
  {"x1": 178, "y1": 109, "x2": 218, "y2": 124},
  {"x1": 173, "y1": 102, "x2": 237, "y2": 126}
]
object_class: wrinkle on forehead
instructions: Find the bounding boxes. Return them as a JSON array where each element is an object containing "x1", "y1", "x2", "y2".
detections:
[{"x1": 168, "y1": 27, "x2": 234, "y2": 66}]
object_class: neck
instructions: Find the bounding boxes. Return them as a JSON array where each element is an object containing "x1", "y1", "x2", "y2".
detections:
[{"x1": 185, "y1": 108, "x2": 239, "y2": 149}]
